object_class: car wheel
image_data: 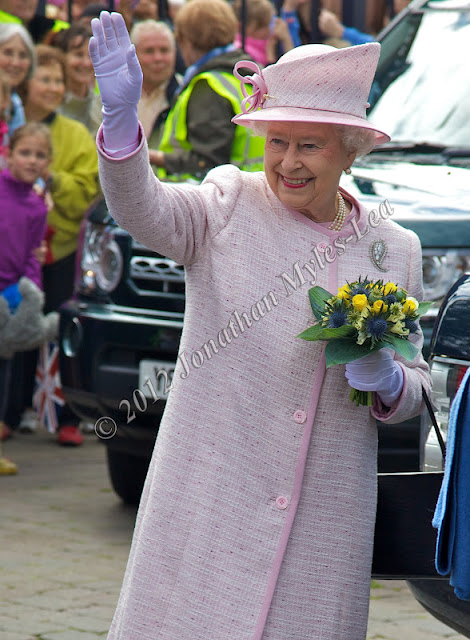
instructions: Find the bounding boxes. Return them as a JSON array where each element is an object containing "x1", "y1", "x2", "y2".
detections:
[{"x1": 106, "y1": 447, "x2": 151, "y2": 505}]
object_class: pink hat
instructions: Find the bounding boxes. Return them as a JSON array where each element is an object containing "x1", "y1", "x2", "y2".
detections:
[{"x1": 232, "y1": 42, "x2": 390, "y2": 146}]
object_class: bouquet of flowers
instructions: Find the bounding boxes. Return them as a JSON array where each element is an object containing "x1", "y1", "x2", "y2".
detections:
[{"x1": 297, "y1": 277, "x2": 432, "y2": 406}]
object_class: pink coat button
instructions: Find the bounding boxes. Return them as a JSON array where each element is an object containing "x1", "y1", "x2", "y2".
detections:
[
  {"x1": 293, "y1": 410, "x2": 307, "y2": 424},
  {"x1": 275, "y1": 496, "x2": 289, "y2": 510}
]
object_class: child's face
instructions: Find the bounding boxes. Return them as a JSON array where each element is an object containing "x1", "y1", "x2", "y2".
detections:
[{"x1": 7, "y1": 134, "x2": 51, "y2": 184}]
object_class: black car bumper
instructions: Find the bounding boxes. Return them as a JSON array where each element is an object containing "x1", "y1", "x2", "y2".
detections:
[{"x1": 59, "y1": 299, "x2": 183, "y2": 456}]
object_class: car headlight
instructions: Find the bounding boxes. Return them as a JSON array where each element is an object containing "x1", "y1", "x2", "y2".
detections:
[
  {"x1": 423, "y1": 357, "x2": 469, "y2": 471},
  {"x1": 77, "y1": 222, "x2": 123, "y2": 295},
  {"x1": 422, "y1": 250, "x2": 470, "y2": 301}
]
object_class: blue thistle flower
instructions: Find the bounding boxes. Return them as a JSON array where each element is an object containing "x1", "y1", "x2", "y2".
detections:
[
  {"x1": 349, "y1": 285, "x2": 368, "y2": 297},
  {"x1": 328, "y1": 311, "x2": 347, "y2": 328},
  {"x1": 384, "y1": 294, "x2": 397, "y2": 305},
  {"x1": 366, "y1": 317, "x2": 388, "y2": 339},
  {"x1": 405, "y1": 318, "x2": 419, "y2": 333}
]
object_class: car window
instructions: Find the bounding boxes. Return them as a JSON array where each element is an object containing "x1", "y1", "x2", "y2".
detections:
[{"x1": 369, "y1": 5, "x2": 470, "y2": 148}]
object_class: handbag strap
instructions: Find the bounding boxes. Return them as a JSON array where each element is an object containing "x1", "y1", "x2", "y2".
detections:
[{"x1": 422, "y1": 387, "x2": 446, "y2": 461}]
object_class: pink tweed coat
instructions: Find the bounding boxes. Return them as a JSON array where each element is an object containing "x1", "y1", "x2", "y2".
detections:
[{"x1": 98, "y1": 130, "x2": 430, "y2": 640}]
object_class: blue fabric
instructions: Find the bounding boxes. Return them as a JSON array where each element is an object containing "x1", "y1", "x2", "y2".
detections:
[
  {"x1": 342, "y1": 26, "x2": 374, "y2": 46},
  {"x1": 181, "y1": 45, "x2": 237, "y2": 89},
  {"x1": 8, "y1": 92, "x2": 26, "y2": 135},
  {"x1": 1, "y1": 282, "x2": 22, "y2": 312},
  {"x1": 280, "y1": 10, "x2": 302, "y2": 48},
  {"x1": 433, "y1": 367, "x2": 470, "y2": 599}
]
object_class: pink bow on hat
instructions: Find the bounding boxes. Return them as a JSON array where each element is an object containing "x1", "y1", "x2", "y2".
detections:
[{"x1": 233, "y1": 61, "x2": 268, "y2": 114}]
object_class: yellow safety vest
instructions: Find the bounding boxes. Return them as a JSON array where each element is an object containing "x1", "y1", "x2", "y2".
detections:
[
  {"x1": 158, "y1": 70, "x2": 265, "y2": 181},
  {"x1": 0, "y1": 9, "x2": 21, "y2": 22},
  {"x1": 0, "y1": 9, "x2": 68, "y2": 32}
]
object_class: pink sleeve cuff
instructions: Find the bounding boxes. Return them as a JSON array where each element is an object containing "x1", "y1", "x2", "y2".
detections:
[{"x1": 96, "y1": 122, "x2": 146, "y2": 161}]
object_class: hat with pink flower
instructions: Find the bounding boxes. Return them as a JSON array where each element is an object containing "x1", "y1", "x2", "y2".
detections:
[{"x1": 232, "y1": 42, "x2": 390, "y2": 146}]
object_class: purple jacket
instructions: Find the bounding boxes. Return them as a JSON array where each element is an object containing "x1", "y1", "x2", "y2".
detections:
[{"x1": 0, "y1": 169, "x2": 47, "y2": 292}]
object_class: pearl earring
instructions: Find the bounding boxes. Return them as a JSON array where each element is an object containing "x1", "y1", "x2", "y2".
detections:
[{"x1": 344, "y1": 167, "x2": 352, "y2": 175}]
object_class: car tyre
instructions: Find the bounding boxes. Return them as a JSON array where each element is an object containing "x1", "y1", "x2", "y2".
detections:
[{"x1": 106, "y1": 447, "x2": 150, "y2": 505}]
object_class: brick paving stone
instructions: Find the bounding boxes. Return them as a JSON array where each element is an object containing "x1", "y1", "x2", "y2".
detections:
[{"x1": 367, "y1": 581, "x2": 466, "y2": 639}]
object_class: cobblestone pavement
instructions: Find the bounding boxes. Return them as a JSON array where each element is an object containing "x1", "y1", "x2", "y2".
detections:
[{"x1": 0, "y1": 429, "x2": 466, "y2": 640}]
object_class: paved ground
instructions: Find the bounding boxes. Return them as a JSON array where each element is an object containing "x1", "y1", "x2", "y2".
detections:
[{"x1": 0, "y1": 429, "x2": 466, "y2": 640}]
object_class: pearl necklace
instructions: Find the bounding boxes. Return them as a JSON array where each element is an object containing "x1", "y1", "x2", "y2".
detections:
[{"x1": 328, "y1": 191, "x2": 346, "y2": 232}]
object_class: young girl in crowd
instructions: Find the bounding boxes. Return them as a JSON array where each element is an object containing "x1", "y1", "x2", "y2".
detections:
[
  {"x1": 233, "y1": 0, "x2": 294, "y2": 67},
  {"x1": 10, "y1": 44, "x2": 98, "y2": 445},
  {"x1": 0, "y1": 122, "x2": 52, "y2": 473}
]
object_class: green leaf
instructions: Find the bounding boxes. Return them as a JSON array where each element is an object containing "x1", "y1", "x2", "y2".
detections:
[
  {"x1": 297, "y1": 324, "x2": 356, "y2": 342},
  {"x1": 382, "y1": 334, "x2": 418, "y2": 361},
  {"x1": 415, "y1": 301, "x2": 434, "y2": 317},
  {"x1": 308, "y1": 286, "x2": 332, "y2": 320},
  {"x1": 324, "y1": 339, "x2": 372, "y2": 367},
  {"x1": 297, "y1": 324, "x2": 326, "y2": 341},
  {"x1": 318, "y1": 325, "x2": 357, "y2": 340}
]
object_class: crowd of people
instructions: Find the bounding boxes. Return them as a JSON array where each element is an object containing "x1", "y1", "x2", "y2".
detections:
[{"x1": 0, "y1": 0, "x2": 410, "y2": 474}]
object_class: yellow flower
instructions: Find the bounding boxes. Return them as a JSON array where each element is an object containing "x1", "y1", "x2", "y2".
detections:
[
  {"x1": 337, "y1": 285, "x2": 351, "y2": 300},
  {"x1": 388, "y1": 302, "x2": 405, "y2": 322},
  {"x1": 403, "y1": 297, "x2": 419, "y2": 314},
  {"x1": 372, "y1": 300, "x2": 388, "y2": 315},
  {"x1": 390, "y1": 320, "x2": 410, "y2": 336},
  {"x1": 357, "y1": 332, "x2": 368, "y2": 345},
  {"x1": 384, "y1": 282, "x2": 398, "y2": 296},
  {"x1": 352, "y1": 294, "x2": 368, "y2": 311}
]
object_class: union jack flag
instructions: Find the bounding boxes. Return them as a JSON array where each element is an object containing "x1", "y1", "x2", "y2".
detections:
[{"x1": 33, "y1": 342, "x2": 65, "y2": 433}]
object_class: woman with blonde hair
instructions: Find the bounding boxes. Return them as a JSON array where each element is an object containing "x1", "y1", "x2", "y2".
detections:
[{"x1": 233, "y1": 0, "x2": 294, "y2": 67}]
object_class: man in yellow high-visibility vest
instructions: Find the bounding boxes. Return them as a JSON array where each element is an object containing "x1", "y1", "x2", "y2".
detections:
[{"x1": 149, "y1": 0, "x2": 265, "y2": 181}]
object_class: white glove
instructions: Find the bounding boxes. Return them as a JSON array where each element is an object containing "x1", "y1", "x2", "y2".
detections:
[
  {"x1": 89, "y1": 12, "x2": 143, "y2": 156},
  {"x1": 345, "y1": 349, "x2": 404, "y2": 407}
]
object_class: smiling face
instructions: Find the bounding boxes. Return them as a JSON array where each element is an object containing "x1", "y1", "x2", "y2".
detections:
[
  {"x1": 136, "y1": 28, "x2": 176, "y2": 92},
  {"x1": 0, "y1": 33, "x2": 32, "y2": 89},
  {"x1": 64, "y1": 36, "x2": 94, "y2": 96},
  {"x1": 263, "y1": 122, "x2": 355, "y2": 222},
  {"x1": 7, "y1": 133, "x2": 51, "y2": 184},
  {"x1": 25, "y1": 62, "x2": 65, "y2": 120}
]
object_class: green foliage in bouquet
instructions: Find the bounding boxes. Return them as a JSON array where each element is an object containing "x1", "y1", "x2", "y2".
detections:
[{"x1": 297, "y1": 277, "x2": 433, "y2": 406}]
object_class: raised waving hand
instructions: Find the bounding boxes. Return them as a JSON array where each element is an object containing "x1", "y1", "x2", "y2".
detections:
[{"x1": 89, "y1": 12, "x2": 143, "y2": 156}]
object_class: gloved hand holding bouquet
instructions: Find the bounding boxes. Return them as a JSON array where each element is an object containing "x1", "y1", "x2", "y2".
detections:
[{"x1": 297, "y1": 277, "x2": 432, "y2": 406}]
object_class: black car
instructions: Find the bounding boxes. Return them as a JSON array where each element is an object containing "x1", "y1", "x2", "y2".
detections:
[{"x1": 406, "y1": 273, "x2": 470, "y2": 637}]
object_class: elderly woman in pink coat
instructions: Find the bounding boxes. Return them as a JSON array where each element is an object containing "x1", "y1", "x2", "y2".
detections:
[{"x1": 89, "y1": 12, "x2": 430, "y2": 640}]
